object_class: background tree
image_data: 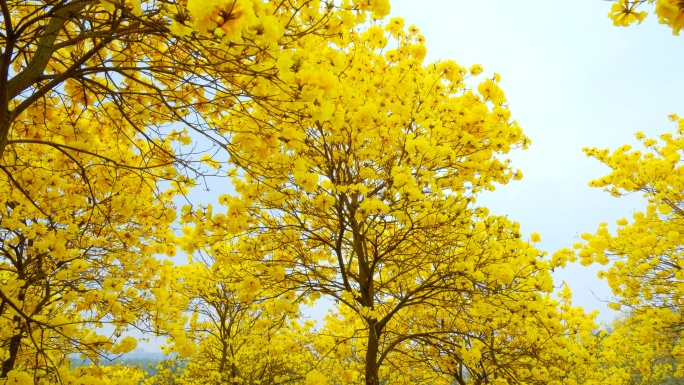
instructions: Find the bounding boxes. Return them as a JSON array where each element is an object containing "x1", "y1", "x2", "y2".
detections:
[
  {"x1": 563, "y1": 312, "x2": 680, "y2": 385},
  {"x1": 606, "y1": 313, "x2": 678, "y2": 384},
  {"x1": 576, "y1": 1, "x2": 684, "y2": 383},
  {"x1": 305, "y1": 242, "x2": 599, "y2": 385},
  {"x1": 146, "y1": 242, "x2": 317, "y2": 385},
  {"x1": 571, "y1": 115, "x2": 684, "y2": 380},
  {"x1": 0, "y1": 103, "x2": 184, "y2": 382},
  {"x1": 409, "y1": 284, "x2": 599, "y2": 385}
]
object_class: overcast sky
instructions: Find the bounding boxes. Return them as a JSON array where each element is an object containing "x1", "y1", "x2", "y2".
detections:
[{"x1": 386, "y1": 0, "x2": 684, "y2": 325}]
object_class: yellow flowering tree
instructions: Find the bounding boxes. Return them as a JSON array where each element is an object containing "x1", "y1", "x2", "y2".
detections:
[
  {"x1": 186, "y1": 19, "x2": 597, "y2": 385},
  {"x1": 0, "y1": 101, "x2": 186, "y2": 382},
  {"x1": 607, "y1": 0, "x2": 684, "y2": 34},
  {"x1": 564, "y1": 313, "x2": 679, "y2": 385},
  {"x1": 574, "y1": 115, "x2": 684, "y2": 381},
  {"x1": 0, "y1": 0, "x2": 388, "y2": 207},
  {"x1": 605, "y1": 314, "x2": 678, "y2": 384},
  {"x1": 312, "y1": 282, "x2": 597, "y2": 385},
  {"x1": 417, "y1": 285, "x2": 599, "y2": 385},
  {"x1": 0, "y1": 1, "x2": 388, "y2": 381},
  {"x1": 146, "y1": 242, "x2": 317, "y2": 385}
]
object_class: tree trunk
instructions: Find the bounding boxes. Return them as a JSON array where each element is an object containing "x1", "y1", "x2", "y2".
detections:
[
  {"x1": 365, "y1": 321, "x2": 382, "y2": 385},
  {"x1": 1, "y1": 321, "x2": 24, "y2": 378},
  {"x1": 1, "y1": 284, "x2": 27, "y2": 378},
  {"x1": 0, "y1": 119, "x2": 10, "y2": 162}
]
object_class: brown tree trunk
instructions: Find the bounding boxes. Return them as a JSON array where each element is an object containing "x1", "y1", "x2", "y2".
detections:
[
  {"x1": 1, "y1": 285, "x2": 27, "y2": 378},
  {"x1": 0, "y1": 280, "x2": 29, "y2": 378},
  {"x1": 1, "y1": 321, "x2": 24, "y2": 378},
  {"x1": 365, "y1": 321, "x2": 382, "y2": 385},
  {"x1": 0, "y1": 119, "x2": 10, "y2": 161}
]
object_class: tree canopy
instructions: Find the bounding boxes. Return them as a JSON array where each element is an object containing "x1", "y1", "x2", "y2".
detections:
[
  {"x1": 608, "y1": 0, "x2": 684, "y2": 34},
  {"x1": 1, "y1": 0, "x2": 683, "y2": 384}
]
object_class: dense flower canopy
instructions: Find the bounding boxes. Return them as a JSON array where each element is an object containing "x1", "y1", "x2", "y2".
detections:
[{"x1": 0, "y1": 0, "x2": 681, "y2": 384}]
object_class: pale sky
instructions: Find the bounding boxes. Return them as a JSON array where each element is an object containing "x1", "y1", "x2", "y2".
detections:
[{"x1": 388, "y1": 0, "x2": 684, "y2": 325}]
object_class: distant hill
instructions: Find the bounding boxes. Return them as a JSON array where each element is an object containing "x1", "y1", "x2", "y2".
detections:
[
  {"x1": 70, "y1": 349, "x2": 168, "y2": 377},
  {"x1": 125, "y1": 349, "x2": 165, "y2": 361}
]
